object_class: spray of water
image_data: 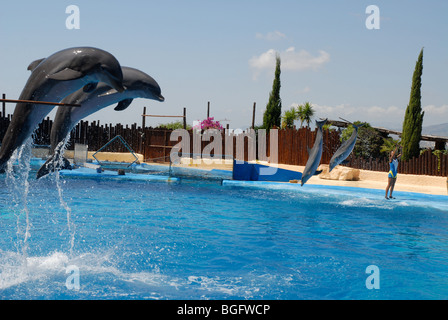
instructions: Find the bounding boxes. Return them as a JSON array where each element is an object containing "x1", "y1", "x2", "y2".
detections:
[
  {"x1": 4, "y1": 134, "x2": 76, "y2": 259},
  {"x1": 5, "y1": 138, "x2": 33, "y2": 261},
  {"x1": 55, "y1": 170, "x2": 76, "y2": 256},
  {"x1": 53, "y1": 135, "x2": 76, "y2": 256}
]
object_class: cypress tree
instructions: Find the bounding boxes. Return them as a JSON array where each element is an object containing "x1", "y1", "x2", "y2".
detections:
[
  {"x1": 263, "y1": 54, "x2": 282, "y2": 130},
  {"x1": 401, "y1": 48, "x2": 424, "y2": 161}
]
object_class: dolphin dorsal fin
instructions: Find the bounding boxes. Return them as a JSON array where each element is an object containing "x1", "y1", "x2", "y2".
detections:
[
  {"x1": 27, "y1": 58, "x2": 45, "y2": 71},
  {"x1": 114, "y1": 98, "x2": 134, "y2": 111}
]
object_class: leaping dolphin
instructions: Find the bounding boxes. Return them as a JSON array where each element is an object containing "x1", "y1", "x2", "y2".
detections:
[
  {"x1": 301, "y1": 118, "x2": 327, "y2": 186},
  {"x1": 329, "y1": 120, "x2": 365, "y2": 172},
  {"x1": 0, "y1": 47, "x2": 124, "y2": 172},
  {"x1": 36, "y1": 67, "x2": 165, "y2": 179}
]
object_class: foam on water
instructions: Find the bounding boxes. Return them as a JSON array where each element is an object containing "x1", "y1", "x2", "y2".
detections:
[
  {"x1": 223, "y1": 180, "x2": 448, "y2": 212},
  {"x1": 0, "y1": 248, "x2": 274, "y2": 299}
]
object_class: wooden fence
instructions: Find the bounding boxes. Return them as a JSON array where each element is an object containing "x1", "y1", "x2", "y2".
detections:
[
  {"x1": 0, "y1": 113, "x2": 447, "y2": 177},
  {"x1": 344, "y1": 150, "x2": 448, "y2": 177}
]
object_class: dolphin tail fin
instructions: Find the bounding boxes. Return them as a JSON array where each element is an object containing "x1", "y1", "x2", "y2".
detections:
[
  {"x1": 36, "y1": 155, "x2": 72, "y2": 179},
  {"x1": 339, "y1": 118, "x2": 366, "y2": 129},
  {"x1": 353, "y1": 122, "x2": 367, "y2": 129},
  {"x1": 316, "y1": 118, "x2": 328, "y2": 129}
]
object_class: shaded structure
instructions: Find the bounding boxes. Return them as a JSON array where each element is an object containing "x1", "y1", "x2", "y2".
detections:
[{"x1": 326, "y1": 119, "x2": 448, "y2": 150}]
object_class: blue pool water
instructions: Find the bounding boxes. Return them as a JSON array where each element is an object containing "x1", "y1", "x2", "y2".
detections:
[{"x1": 1, "y1": 165, "x2": 448, "y2": 299}]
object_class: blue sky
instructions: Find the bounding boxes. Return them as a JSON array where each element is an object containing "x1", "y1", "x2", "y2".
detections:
[{"x1": 0, "y1": 0, "x2": 447, "y2": 130}]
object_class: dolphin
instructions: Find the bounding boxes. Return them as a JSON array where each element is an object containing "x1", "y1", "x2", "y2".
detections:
[
  {"x1": 301, "y1": 118, "x2": 328, "y2": 186},
  {"x1": 0, "y1": 47, "x2": 124, "y2": 172},
  {"x1": 36, "y1": 67, "x2": 165, "y2": 179},
  {"x1": 329, "y1": 120, "x2": 365, "y2": 172}
]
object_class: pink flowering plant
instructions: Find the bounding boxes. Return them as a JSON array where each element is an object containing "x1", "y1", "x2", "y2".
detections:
[{"x1": 193, "y1": 117, "x2": 223, "y2": 130}]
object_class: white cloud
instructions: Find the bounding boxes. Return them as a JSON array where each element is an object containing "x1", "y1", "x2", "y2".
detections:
[
  {"x1": 286, "y1": 103, "x2": 448, "y2": 129},
  {"x1": 423, "y1": 104, "x2": 448, "y2": 115},
  {"x1": 282, "y1": 47, "x2": 330, "y2": 71},
  {"x1": 249, "y1": 49, "x2": 278, "y2": 73},
  {"x1": 255, "y1": 31, "x2": 286, "y2": 41},
  {"x1": 422, "y1": 105, "x2": 448, "y2": 125},
  {"x1": 311, "y1": 103, "x2": 358, "y2": 118},
  {"x1": 299, "y1": 103, "x2": 405, "y2": 128},
  {"x1": 366, "y1": 105, "x2": 402, "y2": 118},
  {"x1": 249, "y1": 47, "x2": 330, "y2": 79}
]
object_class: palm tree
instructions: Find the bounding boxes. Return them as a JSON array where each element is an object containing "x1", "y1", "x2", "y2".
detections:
[
  {"x1": 282, "y1": 107, "x2": 298, "y2": 129},
  {"x1": 297, "y1": 104, "x2": 305, "y2": 128},
  {"x1": 297, "y1": 102, "x2": 315, "y2": 128},
  {"x1": 380, "y1": 137, "x2": 400, "y2": 157}
]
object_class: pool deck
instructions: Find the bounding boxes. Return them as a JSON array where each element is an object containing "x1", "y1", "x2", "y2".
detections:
[
  {"x1": 167, "y1": 161, "x2": 447, "y2": 196},
  {"x1": 29, "y1": 150, "x2": 447, "y2": 196},
  {"x1": 280, "y1": 164, "x2": 447, "y2": 196}
]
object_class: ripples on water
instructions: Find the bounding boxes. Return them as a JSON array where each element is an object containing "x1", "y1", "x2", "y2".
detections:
[{"x1": 1, "y1": 167, "x2": 448, "y2": 299}]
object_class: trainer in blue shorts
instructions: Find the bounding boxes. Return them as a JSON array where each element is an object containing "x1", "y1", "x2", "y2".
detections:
[{"x1": 385, "y1": 145, "x2": 401, "y2": 199}]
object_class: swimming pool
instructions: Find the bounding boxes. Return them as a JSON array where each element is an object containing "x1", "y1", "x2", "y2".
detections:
[{"x1": 1, "y1": 165, "x2": 448, "y2": 299}]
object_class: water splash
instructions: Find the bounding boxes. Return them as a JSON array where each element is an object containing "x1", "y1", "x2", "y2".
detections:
[
  {"x1": 53, "y1": 134, "x2": 76, "y2": 256},
  {"x1": 55, "y1": 170, "x2": 76, "y2": 256},
  {"x1": 3, "y1": 135, "x2": 76, "y2": 260},
  {"x1": 5, "y1": 138, "x2": 33, "y2": 260}
]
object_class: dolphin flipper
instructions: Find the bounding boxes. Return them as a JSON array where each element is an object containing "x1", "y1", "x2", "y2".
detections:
[
  {"x1": 314, "y1": 170, "x2": 322, "y2": 175},
  {"x1": 114, "y1": 99, "x2": 134, "y2": 111},
  {"x1": 48, "y1": 68, "x2": 84, "y2": 81}
]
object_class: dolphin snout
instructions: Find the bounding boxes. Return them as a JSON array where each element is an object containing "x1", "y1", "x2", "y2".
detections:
[{"x1": 158, "y1": 95, "x2": 165, "y2": 102}]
